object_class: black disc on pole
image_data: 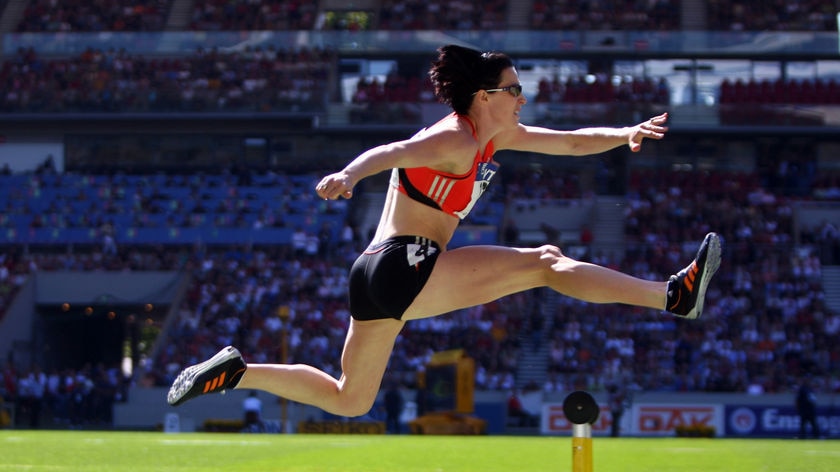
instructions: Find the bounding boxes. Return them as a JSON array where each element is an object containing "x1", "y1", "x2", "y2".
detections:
[{"x1": 562, "y1": 390, "x2": 600, "y2": 425}]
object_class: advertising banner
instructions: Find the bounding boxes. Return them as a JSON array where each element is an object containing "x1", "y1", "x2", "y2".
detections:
[
  {"x1": 631, "y1": 404, "x2": 723, "y2": 437},
  {"x1": 541, "y1": 402, "x2": 723, "y2": 437},
  {"x1": 726, "y1": 405, "x2": 840, "y2": 438}
]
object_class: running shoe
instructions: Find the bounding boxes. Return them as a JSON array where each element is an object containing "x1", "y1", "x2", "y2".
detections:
[
  {"x1": 665, "y1": 232, "x2": 721, "y2": 319},
  {"x1": 167, "y1": 346, "x2": 247, "y2": 406}
]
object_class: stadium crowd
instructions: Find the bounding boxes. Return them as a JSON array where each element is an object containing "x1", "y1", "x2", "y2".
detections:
[
  {"x1": 4, "y1": 1, "x2": 836, "y2": 123},
  {"x1": 540, "y1": 166, "x2": 839, "y2": 395},
  {"x1": 16, "y1": 0, "x2": 171, "y2": 32},
  {"x1": 529, "y1": 0, "x2": 681, "y2": 31},
  {"x1": 534, "y1": 74, "x2": 670, "y2": 105},
  {"x1": 10, "y1": 0, "x2": 838, "y2": 32},
  {"x1": 1, "y1": 46, "x2": 333, "y2": 113},
  {"x1": 1, "y1": 360, "x2": 126, "y2": 429},
  {"x1": 2, "y1": 47, "x2": 675, "y2": 122}
]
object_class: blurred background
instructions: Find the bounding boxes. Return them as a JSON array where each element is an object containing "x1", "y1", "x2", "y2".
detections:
[{"x1": 0, "y1": 0, "x2": 838, "y2": 438}]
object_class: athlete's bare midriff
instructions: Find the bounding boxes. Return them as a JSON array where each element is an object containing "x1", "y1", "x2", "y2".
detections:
[{"x1": 371, "y1": 185, "x2": 459, "y2": 250}]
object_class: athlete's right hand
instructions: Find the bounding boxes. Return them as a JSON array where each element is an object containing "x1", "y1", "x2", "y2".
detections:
[{"x1": 316, "y1": 172, "x2": 354, "y2": 200}]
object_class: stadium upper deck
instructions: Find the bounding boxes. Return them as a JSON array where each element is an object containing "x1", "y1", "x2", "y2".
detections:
[{"x1": 9, "y1": 1, "x2": 839, "y2": 33}]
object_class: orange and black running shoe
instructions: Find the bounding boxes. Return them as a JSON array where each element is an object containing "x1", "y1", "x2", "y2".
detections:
[
  {"x1": 666, "y1": 232, "x2": 721, "y2": 319},
  {"x1": 167, "y1": 346, "x2": 247, "y2": 406}
]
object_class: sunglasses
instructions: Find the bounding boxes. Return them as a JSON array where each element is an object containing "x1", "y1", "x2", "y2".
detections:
[{"x1": 473, "y1": 84, "x2": 523, "y2": 98}]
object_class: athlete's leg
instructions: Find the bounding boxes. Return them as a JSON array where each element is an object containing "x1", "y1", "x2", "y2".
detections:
[
  {"x1": 403, "y1": 244, "x2": 666, "y2": 321},
  {"x1": 236, "y1": 317, "x2": 404, "y2": 417}
]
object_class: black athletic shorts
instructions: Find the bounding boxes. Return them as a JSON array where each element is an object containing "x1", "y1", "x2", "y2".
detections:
[{"x1": 348, "y1": 235, "x2": 440, "y2": 321}]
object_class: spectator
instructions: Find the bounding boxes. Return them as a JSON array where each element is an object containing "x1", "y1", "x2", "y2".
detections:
[
  {"x1": 507, "y1": 389, "x2": 538, "y2": 427},
  {"x1": 242, "y1": 390, "x2": 264, "y2": 432},
  {"x1": 796, "y1": 377, "x2": 820, "y2": 439},
  {"x1": 607, "y1": 383, "x2": 626, "y2": 437},
  {"x1": 383, "y1": 381, "x2": 404, "y2": 434}
]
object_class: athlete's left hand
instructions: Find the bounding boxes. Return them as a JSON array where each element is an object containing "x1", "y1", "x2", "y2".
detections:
[{"x1": 628, "y1": 112, "x2": 669, "y2": 152}]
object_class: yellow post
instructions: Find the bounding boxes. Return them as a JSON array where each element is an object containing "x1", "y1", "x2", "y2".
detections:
[
  {"x1": 280, "y1": 323, "x2": 288, "y2": 430},
  {"x1": 571, "y1": 424, "x2": 593, "y2": 472},
  {"x1": 563, "y1": 391, "x2": 598, "y2": 472},
  {"x1": 277, "y1": 305, "x2": 290, "y2": 433}
]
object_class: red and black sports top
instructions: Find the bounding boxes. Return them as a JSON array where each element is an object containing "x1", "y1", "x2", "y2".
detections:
[{"x1": 389, "y1": 113, "x2": 499, "y2": 219}]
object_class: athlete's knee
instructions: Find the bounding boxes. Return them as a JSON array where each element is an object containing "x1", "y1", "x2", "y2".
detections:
[
  {"x1": 534, "y1": 244, "x2": 579, "y2": 281},
  {"x1": 535, "y1": 244, "x2": 565, "y2": 267},
  {"x1": 333, "y1": 390, "x2": 376, "y2": 417}
]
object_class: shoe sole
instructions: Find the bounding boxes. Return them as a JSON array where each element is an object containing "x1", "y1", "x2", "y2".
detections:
[
  {"x1": 167, "y1": 346, "x2": 242, "y2": 406},
  {"x1": 684, "y1": 233, "x2": 722, "y2": 319}
]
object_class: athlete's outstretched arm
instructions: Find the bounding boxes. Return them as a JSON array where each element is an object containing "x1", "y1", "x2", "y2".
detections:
[{"x1": 497, "y1": 112, "x2": 669, "y2": 156}]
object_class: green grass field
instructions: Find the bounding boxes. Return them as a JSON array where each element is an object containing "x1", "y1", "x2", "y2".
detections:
[{"x1": 1, "y1": 431, "x2": 837, "y2": 472}]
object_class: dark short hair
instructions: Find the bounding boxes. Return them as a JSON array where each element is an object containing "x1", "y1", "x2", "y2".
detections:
[{"x1": 429, "y1": 44, "x2": 514, "y2": 115}]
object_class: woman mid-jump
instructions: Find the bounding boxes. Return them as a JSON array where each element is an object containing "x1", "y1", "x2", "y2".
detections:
[{"x1": 167, "y1": 45, "x2": 721, "y2": 416}]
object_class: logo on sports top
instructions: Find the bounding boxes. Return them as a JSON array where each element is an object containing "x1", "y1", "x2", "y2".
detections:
[
  {"x1": 454, "y1": 161, "x2": 498, "y2": 219},
  {"x1": 426, "y1": 176, "x2": 456, "y2": 206}
]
